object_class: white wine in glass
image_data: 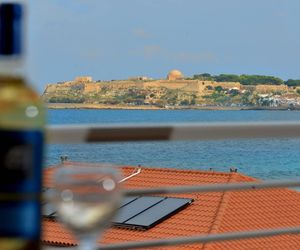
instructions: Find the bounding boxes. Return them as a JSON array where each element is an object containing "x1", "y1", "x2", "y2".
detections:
[{"x1": 52, "y1": 164, "x2": 122, "y2": 250}]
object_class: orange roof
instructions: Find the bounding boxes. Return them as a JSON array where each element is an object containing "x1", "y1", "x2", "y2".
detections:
[{"x1": 42, "y1": 163, "x2": 300, "y2": 249}]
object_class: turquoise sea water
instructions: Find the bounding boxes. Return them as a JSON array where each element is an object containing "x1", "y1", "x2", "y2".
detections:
[{"x1": 47, "y1": 109, "x2": 300, "y2": 180}]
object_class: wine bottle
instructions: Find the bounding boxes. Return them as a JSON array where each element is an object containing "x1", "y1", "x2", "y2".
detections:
[{"x1": 0, "y1": 3, "x2": 45, "y2": 250}]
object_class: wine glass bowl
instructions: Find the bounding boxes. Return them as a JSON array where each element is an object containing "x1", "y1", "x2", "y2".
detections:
[{"x1": 51, "y1": 164, "x2": 122, "y2": 250}]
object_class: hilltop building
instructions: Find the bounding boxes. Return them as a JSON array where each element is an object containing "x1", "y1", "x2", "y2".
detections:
[
  {"x1": 74, "y1": 76, "x2": 93, "y2": 83},
  {"x1": 167, "y1": 69, "x2": 184, "y2": 80}
]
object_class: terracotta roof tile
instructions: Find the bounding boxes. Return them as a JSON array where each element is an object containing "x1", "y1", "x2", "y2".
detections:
[
  {"x1": 42, "y1": 163, "x2": 300, "y2": 249},
  {"x1": 203, "y1": 174, "x2": 300, "y2": 250}
]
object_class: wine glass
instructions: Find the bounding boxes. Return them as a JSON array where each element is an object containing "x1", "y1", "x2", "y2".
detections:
[{"x1": 51, "y1": 164, "x2": 122, "y2": 250}]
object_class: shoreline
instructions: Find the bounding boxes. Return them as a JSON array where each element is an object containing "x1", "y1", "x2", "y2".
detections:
[{"x1": 46, "y1": 103, "x2": 297, "y2": 111}]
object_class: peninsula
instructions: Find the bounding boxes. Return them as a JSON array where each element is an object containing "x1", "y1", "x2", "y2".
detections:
[{"x1": 42, "y1": 70, "x2": 300, "y2": 110}]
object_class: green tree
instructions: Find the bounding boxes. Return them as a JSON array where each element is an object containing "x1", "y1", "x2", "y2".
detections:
[
  {"x1": 193, "y1": 73, "x2": 213, "y2": 80},
  {"x1": 229, "y1": 89, "x2": 239, "y2": 96},
  {"x1": 285, "y1": 79, "x2": 300, "y2": 86},
  {"x1": 214, "y1": 86, "x2": 223, "y2": 92},
  {"x1": 214, "y1": 74, "x2": 240, "y2": 82},
  {"x1": 239, "y1": 75, "x2": 284, "y2": 85}
]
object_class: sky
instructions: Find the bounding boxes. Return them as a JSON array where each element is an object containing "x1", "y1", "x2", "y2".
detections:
[{"x1": 22, "y1": 0, "x2": 300, "y2": 92}]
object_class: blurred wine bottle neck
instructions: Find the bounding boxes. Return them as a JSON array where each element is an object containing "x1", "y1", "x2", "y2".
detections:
[{"x1": 0, "y1": 2, "x2": 26, "y2": 80}]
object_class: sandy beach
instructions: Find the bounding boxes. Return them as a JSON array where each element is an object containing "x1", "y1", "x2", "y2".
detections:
[
  {"x1": 47, "y1": 103, "x2": 164, "y2": 110},
  {"x1": 46, "y1": 103, "x2": 294, "y2": 111}
]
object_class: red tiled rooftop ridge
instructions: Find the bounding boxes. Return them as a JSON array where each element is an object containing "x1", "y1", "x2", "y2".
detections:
[{"x1": 42, "y1": 163, "x2": 300, "y2": 249}]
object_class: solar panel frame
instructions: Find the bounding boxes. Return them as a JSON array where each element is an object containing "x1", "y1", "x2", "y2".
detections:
[
  {"x1": 123, "y1": 197, "x2": 193, "y2": 230},
  {"x1": 112, "y1": 196, "x2": 193, "y2": 230}
]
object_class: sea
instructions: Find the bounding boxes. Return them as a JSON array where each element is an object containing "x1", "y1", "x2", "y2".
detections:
[{"x1": 47, "y1": 109, "x2": 300, "y2": 181}]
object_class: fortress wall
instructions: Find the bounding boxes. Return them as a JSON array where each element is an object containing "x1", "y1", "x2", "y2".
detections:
[
  {"x1": 83, "y1": 83, "x2": 101, "y2": 93},
  {"x1": 105, "y1": 81, "x2": 144, "y2": 89},
  {"x1": 255, "y1": 85, "x2": 288, "y2": 93},
  {"x1": 143, "y1": 82, "x2": 162, "y2": 88},
  {"x1": 143, "y1": 81, "x2": 187, "y2": 89},
  {"x1": 152, "y1": 82, "x2": 190, "y2": 90},
  {"x1": 144, "y1": 80, "x2": 200, "y2": 91},
  {"x1": 242, "y1": 85, "x2": 256, "y2": 91},
  {"x1": 197, "y1": 81, "x2": 215, "y2": 92},
  {"x1": 181, "y1": 82, "x2": 201, "y2": 92},
  {"x1": 210, "y1": 82, "x2": 241, "y2": 89}
]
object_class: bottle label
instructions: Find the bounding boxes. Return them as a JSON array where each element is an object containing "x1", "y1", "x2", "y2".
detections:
[
  {"x1": 0, "y1": 130, "x2": 43, "y2": 187},
  {"x1": 0, "y1": 129, "x2": 43, "y2": 240}
]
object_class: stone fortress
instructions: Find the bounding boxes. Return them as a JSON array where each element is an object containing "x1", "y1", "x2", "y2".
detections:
[{"x1": 43, "y1": 69, "x2": 289, "y2": 99}]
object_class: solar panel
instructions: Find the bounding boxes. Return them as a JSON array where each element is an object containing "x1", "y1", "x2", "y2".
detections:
[
  {"x1": 112, "y1": 196, "x2": 193, "y2": 230},
  {"x1": 42, "y1": 188, "x2": 193, "y2": 230},
  {"x1": 113, "y1": 196, "x2": 165, "y2": 224},
  {"x1": 123, "y1": 197, "x2": 193, "y2": 229}
]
